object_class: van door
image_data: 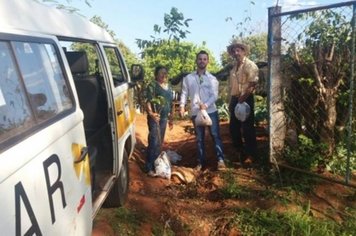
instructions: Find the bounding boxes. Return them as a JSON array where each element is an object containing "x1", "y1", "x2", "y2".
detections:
[
  {"x1": 100, "y1": 45, "x2": 136, "y2": 207},
  {"x1": 0, "y1": 35, "x2": 92, "y2": 235},
  {"x1": 103, "y1": 46, "x2": 136, "y2": 140}
]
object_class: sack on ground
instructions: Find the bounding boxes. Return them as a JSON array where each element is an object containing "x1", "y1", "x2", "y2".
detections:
[
  {"x1": 154, "y1": 151, "x2": 171, "y2": 179},
  {"x1": 166, "y1": 150, "x2": 182, "y2": 164},
  {"x1": 171, "y1": 166, "x2": 197, "y2": 184},
  {"x1": 195, "y1": 109, "x2": 212, "y2": 126}
]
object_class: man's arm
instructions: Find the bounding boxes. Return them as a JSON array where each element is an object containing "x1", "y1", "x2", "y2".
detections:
[
  {"x1": 238, "y1": 81, "x2": 257, "y2": 103},
  {"x1": 146, "y1": 101, "x2": 160, "y2": 123},
  {"x1": 238, "y1": 61, "x2": 259, "y2": 103}
]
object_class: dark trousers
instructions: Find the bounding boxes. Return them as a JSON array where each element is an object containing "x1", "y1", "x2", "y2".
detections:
[{"x1": 229, "y1": 95, "x2": 257, "y2": 159}]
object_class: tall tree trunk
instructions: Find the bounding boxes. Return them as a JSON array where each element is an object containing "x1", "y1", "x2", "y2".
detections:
[{"x1": 319, "y1": 88, "x2": 337, "y2": 157}]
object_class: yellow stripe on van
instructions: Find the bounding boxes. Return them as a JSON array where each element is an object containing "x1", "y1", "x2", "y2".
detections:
[
  {"x1": 115, "y1": 90, "x2": 135, "y2": 138},
  {"x1": 72, "y1": 143, "x2": 91, "y2": 186}
]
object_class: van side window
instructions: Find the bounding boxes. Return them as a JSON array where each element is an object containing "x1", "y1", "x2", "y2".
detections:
[
  {"x1": 0, "y1": 42, "x2": 35, "y2": 142},
  {"x1": 0, "y1": 40, "x2": 73, "y2": 145},
  {"x1": 104, "y1": 47, "x2": 128, "y2": 87},
  {"x1": 13, "y1": 42, "x2": 73, "y2": 121}
]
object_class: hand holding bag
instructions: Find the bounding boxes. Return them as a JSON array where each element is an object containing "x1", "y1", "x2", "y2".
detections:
[
  {"x1": 195, "y1": 109, "x2": 212, "y2": 126},
  {"x1": 234, "y1": 102, "x2": 250, "y2": 122},
  {"x1": 194, "y1": 76, "x2": 212, "y2": 126}
]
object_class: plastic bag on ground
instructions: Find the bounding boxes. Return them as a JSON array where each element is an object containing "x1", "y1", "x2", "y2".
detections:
[
  {"x1": 166, "y1": 150, "x2": 182, "y2": 164},
  {"x1": 154, "y1": 151, "x2": 171, "y2": 179}
]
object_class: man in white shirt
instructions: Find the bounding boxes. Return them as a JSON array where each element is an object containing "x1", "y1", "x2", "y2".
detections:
[{"x1": 179, "y1": 50, "x2": 226, "y2": 171}]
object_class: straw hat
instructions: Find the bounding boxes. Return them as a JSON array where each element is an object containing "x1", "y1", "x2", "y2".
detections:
[{"x1": 227, "y1": 39, "x2": 249, "y2": 55}]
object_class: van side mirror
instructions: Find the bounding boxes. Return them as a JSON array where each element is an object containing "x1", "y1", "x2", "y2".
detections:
[{"x1": 130, "y1": 64, "x2": 144, "y2": 82}]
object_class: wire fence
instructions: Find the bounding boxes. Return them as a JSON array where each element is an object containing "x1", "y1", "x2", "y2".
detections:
[{"x1": 268, "y1": 1, "x2": 355, "y2": 187}]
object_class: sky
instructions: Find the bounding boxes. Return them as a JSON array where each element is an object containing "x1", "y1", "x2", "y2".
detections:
[{"x1": 55, "y1": 0, "x2": 347, "y2": 60}]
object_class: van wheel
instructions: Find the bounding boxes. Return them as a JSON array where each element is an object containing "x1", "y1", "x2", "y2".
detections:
[{"x1": 104, "y1": 149, "x2": 129, "y2": 207}]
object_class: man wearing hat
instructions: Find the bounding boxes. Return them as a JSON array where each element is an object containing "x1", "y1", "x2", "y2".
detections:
[{"x1": 227, "y1": 40, "x2": 259, "y2": 164}]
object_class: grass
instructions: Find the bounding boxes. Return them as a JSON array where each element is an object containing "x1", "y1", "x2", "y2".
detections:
[
  {"x1": 99, "y1": 205, "x2": 355, "y2": 235},
  {"x1": 95, "y1": 207, "x2": 182, "y2": 235},
  {"x1": 94, "y1": 166, "x2": 355, "y2": 235},
  {"x1": 152, "y1": 222, "x2": 175, "y2": 236},
  {"x1": 216, "y1": 169, "x2": 356, "y2": 235},
  {"x1": 219, "y1": 170, "x2": 250, "y2": 199},
  {"x1": 228, "y1": 207, "x2": 356, "y2": 236},
  {"x1": 220, "y1": 182, "x2": 251, "y2": 199},
  {"x1": 219, "y1": 168, "x2": 311, "y2": 204},
  {"x1": 94, "y1": 207, "x2": 143, "y2": 235}
]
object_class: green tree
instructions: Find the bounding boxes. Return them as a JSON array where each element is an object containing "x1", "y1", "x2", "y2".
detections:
[
  {"x1": 221, "y1": 33, "x2": 268, "y2": 67},
  {"x1": 225, "y1": 1, "x2": 256, "y2": 39},
  {"x1": 89, "y1": 16, "x2": 138, "y2": 66},
  {"x1": 90, "y1": 15, "x2": 116, "y2": 38},
  {"x1": 87, "y1": 16, "x2": 138, "y2": 69},
  {"x1": 136, "y1": 7, "x2": 220, "y2": 82},
  {"x1": 242, "y1": 33, "x2": 268, "y2": 62},
  {"x1": 136, "y1": 7, "x2": 192, "y2": 50},
  {"x1": 117, "y1": 41, "x2": 140, "y2": 69},
  {"x1": 285, "y1": 8, "x2": 353, "y2": 157},
  {"x1": 219, "y1": 0, "x2": 267, "y2": 82},
  {"x1": 142, "y1": 41, "x2": 220, "y2": 81}
]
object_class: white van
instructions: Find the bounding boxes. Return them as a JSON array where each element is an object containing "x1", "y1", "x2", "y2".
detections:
[{"x1": 0, "y1": 0, "x2": 142, "y2": 235}]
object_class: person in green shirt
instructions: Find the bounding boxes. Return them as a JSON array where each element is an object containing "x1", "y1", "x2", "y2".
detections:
[{"x1": 145, "y1": 65, "x2": 174, "y2": 176}]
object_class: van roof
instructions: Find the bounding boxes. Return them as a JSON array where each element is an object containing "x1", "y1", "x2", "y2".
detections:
[{"x1": 0, "y1": 0, "x2": 114, "y2": 43}]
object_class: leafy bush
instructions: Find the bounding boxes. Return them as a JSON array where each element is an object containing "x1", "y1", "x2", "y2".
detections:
[
  {"x1": 254, "y1": 95, "x2": 268, "y2": 124},
  {"x1": 216, "y1": 98, "x2": 229, "y2": 121},
  {"x1": 215, "y1": 95, "x2": 268, "y2": 123},
  {"x1": 284, "y1": 134, "x2": 326, "y2": 170},
  {"x1": 327, "y1": 142, "x2": 356, "y2": 176}
]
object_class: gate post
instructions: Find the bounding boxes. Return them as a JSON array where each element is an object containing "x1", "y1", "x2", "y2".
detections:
[
  {"x1": 268, "y1": 6, "x2": 286, "y2": 162},
  {"x1": 346, "y1": 3, "x2": 356, "y2": 184}
]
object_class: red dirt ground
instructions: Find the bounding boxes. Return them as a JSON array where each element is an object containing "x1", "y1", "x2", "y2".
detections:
[{"x1": 93, "y1": 113, "x2": 355, "y2": 235}]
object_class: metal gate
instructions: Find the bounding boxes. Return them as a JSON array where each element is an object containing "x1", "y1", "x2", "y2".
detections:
[{"x1": 267, "y1": 1, "x2": 355, "y2": 186}]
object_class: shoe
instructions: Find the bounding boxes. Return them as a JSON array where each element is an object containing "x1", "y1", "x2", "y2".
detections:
[
  {"x1": 194, "y1": 164, "x2": 202, "y2": 172},
  {"x1": 147, "y1": 170, "x2": 156, "y2": 177},
  {"x1": 242, "y1": 156, "x2": 255, "y2": 168},
  {"x1": 217, "y1": 160, "x2": 226, "y2": 170},
  {"x1": 243, "y1": 156, "x2": 253, "y2": 164}
]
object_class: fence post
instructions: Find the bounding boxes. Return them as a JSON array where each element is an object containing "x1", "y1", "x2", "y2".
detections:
[
  {"x1": 346, "y1": 3, "x2": 356, "y2": 184},
  {"x1": 268, "y1": 6, "x2": 286, "y2": 162}
]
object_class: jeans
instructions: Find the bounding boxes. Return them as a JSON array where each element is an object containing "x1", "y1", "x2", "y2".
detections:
[
  {"x1": 229, "y1": 95, "x2": 257, "y2": 158},
  {"x1": 192, "y1": 111, "x2": 224, "y2": 166},
  {"x1": 146, "y1": 115, "x2": 168, "y2": 172}
]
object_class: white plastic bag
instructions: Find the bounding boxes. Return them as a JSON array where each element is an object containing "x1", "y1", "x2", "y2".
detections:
[
  {"x1": 234, "y1": 102, "x2": 250, "y2": 122},
  {"x1": 166, "y1": 150, "x2": 182, "y2": 164},
  {"x1": 195, "y1": 109, "x2": 212, "y2": 126},
  {"x1": 154, "y1": 151, "x2": 171, "y2": 179}
]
